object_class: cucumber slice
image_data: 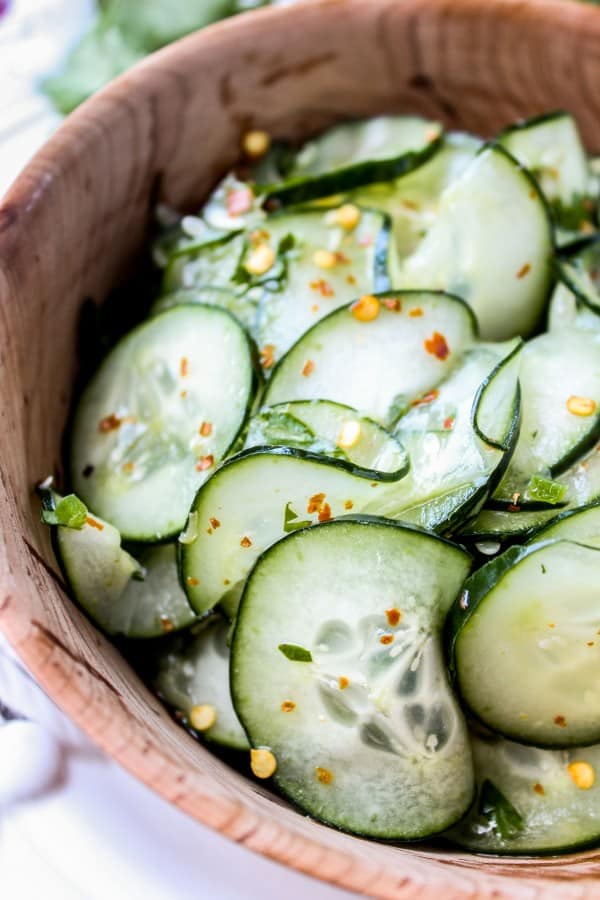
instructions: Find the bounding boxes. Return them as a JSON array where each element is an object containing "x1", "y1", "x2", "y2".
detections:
[
  {"x1": 162, "y1": 230, "x2": 245, "y2": 292},
  {"x1": 153, "y1": 615, "x2": 248, "y2": 750},
  {"x1": 350, "y1": 132, "x2": 481, "y2": 258},
  {"x1": 264, "y1": 291, "x2": 477, "y2": 425},
  {"x1": 44, "y1": 493, "x2": 195, "y2": 638},
  {"x1": 363, "y1": 342, "x2": 521, "y2": 532},
  {"x1": 231, "y1": 518, "x2": 474, "y2": 839},
  {"x1": 449, "y1": 539, "x2": 600, "y2": 747},
  {"x1": 447, "y1": 730, "x2": 600, "y2": 854},
  {"x1": 261, "y1": 116, "x2": 444, "y2": 206},
  {"x1": 181, "y1": 448, "x2": 393, "y2": 618},
  {"x1": 462, "y1": 446, "x2": 600, "y2": 539},
  {"x1": 556, "y1": 233, "x2": 600, "y2": 315},
  {"x1": 492, "y1": 330, "x2": 600, "y2": 504},
  {"x1": 244, "y1": 400, "x2": 409, "y2": 480},
  {"x1": 71, "y1": 305, "x2": 257, "y2": 542},
  {"x1": 150, "y1": 287, "x2": 257, "y2": 331},
  {"x1": 498, "y1": 112, "x2": 593, "y2": 228},
  {"x1": 527, "y1": 500, "x2": 600, "y2": 548},
  {"x1": 396, "y1": 144, "x2": 554, "y2": 340}
]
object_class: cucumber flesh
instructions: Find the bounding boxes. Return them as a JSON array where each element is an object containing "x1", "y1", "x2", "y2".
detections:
[
  {"x1": 244, "y1": 400, "x2": 409, "y2": 480},
  {"x1": 447, "y1": 730, "x2": 600, "y2": 854},
  {"x1": 231, "y1": 518, "x2": 474, "y2": 839},
  {"x1": 493, "y1": 330, "x2": 600, "y2": 504},
  {"x1": 527, "y1": 500, "x2": 600, "y2": 549},
  {"x1": 450, "y1": 539, "x2": 600, "y2": 747},
  {"x1": 261, "y1": 116, "x2": 443, "y2": 206},
  {"x1": 162, "y1": 231, "x2": 245, "y2": 293},
  {"x1": 556, "y1": 234, "x2": 600, "y2": 315},
  {"x1": 397, "y1": 144, "x2": 553, "y2": 340},
  {"x1": 264, "y1": 291, "x2": 477, "y2": 425},
  {"x1": 153, "y1": 615, "x2": 248, "y2": 750},
  {"x1": 51, "y1": 507, "x2": 195, "y2": 638},
  {"x1": 71, "y1": 305, "x2": 257, "y2": 541}
]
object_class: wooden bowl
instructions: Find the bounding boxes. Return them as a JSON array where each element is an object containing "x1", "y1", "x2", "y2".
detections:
[{"x1": 2, "y1": 0, "x2": 600, "y2": 894}]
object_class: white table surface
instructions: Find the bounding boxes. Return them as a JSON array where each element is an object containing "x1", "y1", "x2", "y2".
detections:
[{"x1": 0, "y1": 3, "x2": 356, "y2": 897}]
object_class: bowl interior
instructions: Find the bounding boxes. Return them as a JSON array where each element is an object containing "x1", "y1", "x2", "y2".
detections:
[{"x1": 2, "y1": 0, "x2": 600, "y2": 896}]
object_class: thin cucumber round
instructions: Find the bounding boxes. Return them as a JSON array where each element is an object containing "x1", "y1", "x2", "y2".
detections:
[
  {"x1": 231, "y1": 518, "x2": 474, "y2": 839},
  {"x1": 526, "y1": 500, "x2": 600, "y2": 548},
  {"x1": 448, "y1": 540, "x2": 600, "y2": 747},
  {"x1": 244, "y1": 400, "x2": 409, "y2": 481},
  {"x1": 447, "y1": 730, "x2": 600, "y2": 854},
  {"x1": 153, "y1": 614, "x2": 248, "y2": 750},
  {"x1": 71, "y1": 304, "x2": 257, "y2": 542},
  {"x1": 556, "y1": 233, "x2": 600, "y2": 315},
  {"x1": 264, "y1": 291, "x2": 477, "y2": 425},
  {"x1": 260, "y1": 116, "x2": 444, "y2": 206},
  {"x1": 397, "y1": 143, "x2": 554, "y2": 340}
]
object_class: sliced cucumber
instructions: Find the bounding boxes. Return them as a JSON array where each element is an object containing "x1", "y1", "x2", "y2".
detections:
[
  {"x1": 361, "y1": 342, "x2": 521, "y2": 532},
  {"x1": 556, "y1": 233, "x2": 600, "y2": 315},
  {"x1": 71, "y1": 305, "x2": 257, "y2": 541},
  {"x1": 43, "y1": 491, "x2": 195, "y2": 638},
  {"x1": 526, "y1": 500, "x2": 600, "y2": 548},
  {"x1": 153, "y1": 614, "x2": 248, "y2": 750},
  {"x1": 264, "y1": 291, "x2": 477, "y2": 425},
  {"x1": 162, "y1": 230, "x2": 245, "y2": 293},
  {"x1": 498, "y1": 112, "x2": 593, "y2": 229},
  {"x1": 396, "y1": 144, "x2": 554, "y2": 340},
  {"x1": 492, "y1": 330, "x2": 600, "y2": 505},
  {"x1": 447, "y1": 730, "x2": 600, "y2": 854},
  {"x1": 261, "y1": 116, "x2": 443, "y2": 206},
  {"x1": 181, "y1": 448, "x2": 391, "y2": 618},
  {"x1": 150, "y1": 286, "x2": 257, "y2": 331},
  {"x1": 449, "y1": 539, "x2": 600, "y2": 747},
  {"x1": 462, "y1": 445, "x2": 600, "y2": 540},
  {"x1": 244, "y1": 400, "x2": 409, "y2": 480},
  {"x1": 231, "y1": 518, "x2": 474, "y2": 839},
  {"x1": 349, "y1": 132, "x2": 481, "y2": 258}
]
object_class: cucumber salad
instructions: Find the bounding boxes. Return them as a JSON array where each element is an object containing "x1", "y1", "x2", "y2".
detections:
[{"x1": 40, "y1": 110, "x2": 600, "y2": 851}]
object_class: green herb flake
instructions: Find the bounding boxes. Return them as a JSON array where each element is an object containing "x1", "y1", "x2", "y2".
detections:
[
  {"x1": 42, "y1": 494, "x2": 88, "y2": 529},
  {"x1": 283, "y1": 502, "x2": 312, "y2": 533},
  {"x1": 541, "y1": 564, "x2": 547, "y2": 574},
  {"x1": 278, "y1": 643, "x2": 313, "y2": 662},
  {"x1": 478, "y1": 779, "x2": 524, "y2": 840},
  {"x1": 525, "y1": 475, "x2": 567, "y2": 506}
]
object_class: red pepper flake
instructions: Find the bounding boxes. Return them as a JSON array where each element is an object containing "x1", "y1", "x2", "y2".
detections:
[
  {"x1": 318, "y1": 502, "x2": 332, "y2": 523},
  {"x1": 200, "y1": 421, "x2": 213, "y2": 437},
  {"x1": 307, "y1": 493, "x2": 326, "y2": 514},
  {"x1": 346, "y1": 274, "x2": 357, "y2": 286},
  {"x1": 409, "y1": 307, "x2": 423, "y2": 318},
  {"x1": 196, "y1": 455, "x2": 214, "y2": 472},
  {"x1": 281, "y1": 700, "x2": 296, "y2": 713},
  {"x1": 210, "y1": 517, "x2": 221, "y2": 529},
  {"x1": 187, "y1": 577, "x2": 199, "y2": 587},
  {"x1": 508, "y1": 491, "x2": 521, "y2": 513},
  {"x1": 250, "y1": 228, "x2": 270, "y2": 246},
  {"x1": 401, "y1": 198, "x2": 421, "y2": 211},
  {"x1": 260, "y1": 344, "x2": 276, "y2": 369},
  {"x1": 383, "y1": 297, "x2": 402, "y2": 312},
  {"x1": 98, "y1": 413, "x2": 121, "y2": 433},
  {"x1": 344, "y1": 499, "x2": 354, "y2": 510},
  {"x1": 226, "y1": 186, "x2": 254, "y2": 217},
  {"x1": 386, "y1": 608, "x2": 402, "y2": 626},
  {"x1": 334, "y1": 251, "x2": 350, "y2": 264},
  {"x1": 554, "y1": 715, "x2": 567, "y2": 727},
  {"x1": 516, "y1": 262, "x2": 532, "y2": 279},
  {"x1": 424, "y1": 331, "x2": 450, "y2": 360},
  {"x1": 180, "y1": 390, "x2": 187, "y2": 398},
  {"x1": 338, "y1": 677, "x2": 350, "y2": 690},
  {"x1": 86, "y1": 516, "x2": 104, "y2": 531},
  {"x1": 443, "y1": 416, "x2": 455, "y2": 430},
  {"x1": 316, "y1": 767, "x2": 334, "y2": 784},
  {"x1": 311, "y1": 304, "x2": 320, "y2": 313},
  {"x1": 309, "y1": 278, "x2": 334, "y2": 298},
  {"x1": 302, "y1": 360, "x2": 315, "y2": 377},
  {"x1": 534, "y1": 783, "x2": 545, "y2": 795},
  {"x1": 240, "y1": 536, "x2": 252, "y2": 548},
  {"x1": 411, "y1": 389, "x2": 439, "y2": 407},
  {"x1": 180, "y1": 357, "x2": 189, "y2": 377},
  {"x1": 122, "y1": 462, "x2": 134, "y2": 474},
  {"x1": 587, "y1": 641, "x2": 595, "y2": 647},
  {"x1": 160, "y1": 617, "x2": 174, "y2": 634},
  {"x1": 380, "y1": 634, "x2": 394, "y2": 645}
]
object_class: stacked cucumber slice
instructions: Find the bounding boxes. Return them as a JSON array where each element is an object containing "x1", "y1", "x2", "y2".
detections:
[{"x1": 40, "y1": 111, "x2": 600, "y2": 850}]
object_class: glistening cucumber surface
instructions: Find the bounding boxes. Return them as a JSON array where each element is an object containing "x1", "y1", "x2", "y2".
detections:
[{"x1": 231, "y1": 518, "x2": 474, "y2": 839}]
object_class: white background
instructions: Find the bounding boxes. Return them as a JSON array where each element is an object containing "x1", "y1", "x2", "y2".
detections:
[{"x1": 0, "y1": 2, "x2": 356, "y2": 897}]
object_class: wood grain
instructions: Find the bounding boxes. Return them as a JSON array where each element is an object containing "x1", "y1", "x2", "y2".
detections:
[{"x1": 2, "y1": 0, "x2": 600, "y2": 895}]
